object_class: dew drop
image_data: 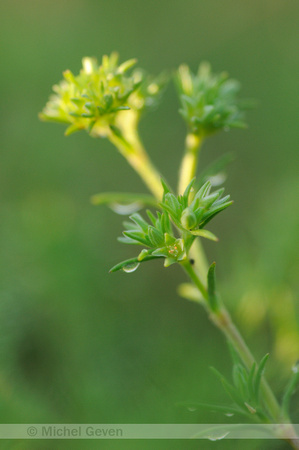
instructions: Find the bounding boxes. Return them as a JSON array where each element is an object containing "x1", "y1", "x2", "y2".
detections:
[
  {"x1": 207, "y1": 431, "x2": 229, "y2": 441},
  {"x1": 122, "y1": 262, "x2": 140, "y2": 273},
  {"x1": 225, "y1": 413, "x2": 234, "y2": 417}
]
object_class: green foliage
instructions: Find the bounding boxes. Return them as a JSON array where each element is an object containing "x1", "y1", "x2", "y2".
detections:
[
  {"x1": 111, "y1": 210, "x2": 186, "y2": 270},
  {"x1": 176, "y1": 62, "x2": 249, "y2": 136},
  {"x1": 111, "y1": 177, "x2": 232, "y2": 272},
  {"x1": 282, "y1": 362, "x2": 299, "y2": 420},
  {"x1": 37, "y1": 50, "x2": 298, "y2": 446},
  {"x1": 161, "y1": 179, "x2": 232, "y2": 240},
  {"x1": 39, "y1": 52, "x2": 167, "y2": 138},
  {"x1": 207, "y1": 262, "x2": 220, "y2": 312},
  {"x1": 208, "y1": 350, "x2": 272, "y2": 422}
]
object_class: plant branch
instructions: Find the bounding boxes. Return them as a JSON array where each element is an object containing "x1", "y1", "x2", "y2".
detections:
[
  {"x1": 181, "y1": 260, "x2": 282, "y2": 419},
  {"x1": 105, "y1": 124, "x2": 299, "y2": 449},
  {"x1": 178, "y1": 133, "x2": 203, "y2": 195},
  {"x1": 108, "y1": 131, "x2": 164, "y2": 200}
]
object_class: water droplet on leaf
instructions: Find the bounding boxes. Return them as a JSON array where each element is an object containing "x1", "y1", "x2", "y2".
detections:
[
  {"x1": 122, "y1": 262, "x2": 140, "y2": 273},
  {"x1": 207, "y1": 431, "x2": 229, "y2": 441},
  {"x1": 225, "y1": 413, "x2": 234, "y2": 417},
  {"x1": 187, "y1": 407, "x2": 197, "y2": 412}
]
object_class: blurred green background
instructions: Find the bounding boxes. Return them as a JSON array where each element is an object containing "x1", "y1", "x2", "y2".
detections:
[{"x1": 0, "y1": 0, "x2": 298, "y2": 449}]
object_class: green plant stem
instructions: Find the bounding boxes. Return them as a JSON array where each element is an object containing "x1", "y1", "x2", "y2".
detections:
[
  {"x1": 181, "y1": 260, "x2": 299, "y2": 449},
  {"x1": 106, "y1": 129, "x2": 299, "y2": 449},
  {"x1": 109, "y1": 131, "x2": 163, "y2": 200},
  {"x1": 181, "y1": 260, "x2": 281, "y2": 419},
  {"x1": 210, "y1": 308, "x2": 281, "y2": 420},
  {"x1": 178, "y1": 133, "x2": 203, "y2": 195},
  {"x1": 189, "y1": 237, "x2": 209, "y2": 285},
  {"x1": 181, "y1": 259, "x2": 208, "y2": 302}
]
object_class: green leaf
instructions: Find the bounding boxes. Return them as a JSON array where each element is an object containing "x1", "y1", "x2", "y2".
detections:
[
  {"x1": 190, "y1": 229, "x2": 218, "y2": 241},
  {"x1": 194, "y1": 181, "x2": 211, "y2": 201},
  {"x1": 109, "y1": 124, "x2": 124, "y2": 138},
  {"x1": 117, "y1": 236, "x2": 139, "y2": 245},
  {"x1": 164, "y1": 193, "x2": 181, "y2": 218},
  {"x1": 159, "y1": 203, "x2": 182, "y2": 229},
  {"x1": 104, "y1": 94, "x2": 113, "y2": 109},
  {"x1": 281, "y1": 362, "x2": 299, "y2": 419},
  {"x1": 164, "y1": 256, "x2": 177, "y2": 267},
  {"x1": 146, "y1": 209, "x2": 157, "y2": 226},
  {"x1": 254, "y1": 354, "x2": 270, "y2": 403},
  {"x1": 123, "y1": 231, "x2": 150, "y2": 246},
  {"x1": 210, "y1": 367, "x2": 246, "y2": 411},
  {"x1": 115, "y1": 106, "x2": 130, "y2": 111},
  {"x1": 233, "y1": 365, "x2": 250, "y2": 401},
  {"x1": 248, "y1": 362, "x2": 257, "y2": 402},
  {"x1": 161, "y1": 178, "x2": 172, "y2": 198},
  {"x1": 138, "y1": 248, "x2": 152, "y2": 261},
  {"x1": 117, "y1": 58, "x2": 137, "y2": 74},
  {"x1": 109, "y1": 255, "x2": 162, "y2": 273},
  {"x1": 200, "y1": 201, "x2": 233, "y2": 228},
  {"x1": 182, "y1": 178, "x2": 195, "y2": 207},
  {"x1": 90, "y1": 192, "x2": 157, "y2": 209},
  {"x1": 148, "y1": 226, "x2": 164, "y2": 247},
  {"x1": 129, "y1": 213, "x2": 151, "y2": 232},
  {"x1": 207, "y1": 262, "x2": 220, "y2": 312},
  {"x1": 227, "y1": 340, "x2": 243, "y2": 367},
  {"x1": 64, "y1": 123, "x2": 83, "y2": 136}
]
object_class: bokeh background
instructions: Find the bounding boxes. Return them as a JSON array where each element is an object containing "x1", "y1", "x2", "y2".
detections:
[{"x1": 0, "y1": 0, "x2": 298, "y2": 449}]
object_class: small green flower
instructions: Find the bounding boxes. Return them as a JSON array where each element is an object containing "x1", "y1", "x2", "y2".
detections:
[
  {"x1": 176, "y1": 62, "x2": 249, "y2": 136},
  {"x1": 39, "y1": 53, "x2": 166, "y2": 138},
  {"x1": 110, "y1": 178, "x2": 231, "y2": 272},
  {"x1": 160, "y1": 179, "x2": 232, "y2": 241},
  {"x1": 110, "y1": 210, "x2": 187, "y2": 272},
  {"x1": 121, "y1": 211, "x2": 186, "y2": 267}
]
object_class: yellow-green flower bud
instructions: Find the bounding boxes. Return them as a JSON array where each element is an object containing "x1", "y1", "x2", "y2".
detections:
[{"x1": 181, "y1": 208, "x2": 197, "y2": 230}]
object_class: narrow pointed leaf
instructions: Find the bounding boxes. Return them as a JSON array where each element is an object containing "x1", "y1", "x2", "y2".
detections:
[
  {"x1": 117, "y1": 236, "x2": 140, "y2": 245},
  {"x1": 91, "y1": 192, "x2": 157, "y2": 208},
  {"x1": 207, "y1": 262, "x2": 220, "y2": 312},
  {"x1": 129, "y1": 213, "x2": 150, "y2": 232},
  {"x1": 109, "y1": 255, "x2": 162, "y2": 272},
  {"x1": 248, "y1": 362, "x2": 257, "y2": 401},
  {"x1": 148, "y1": 226, "x2": 164, "y2": 247},
  {"x1": 254, "y1": 354, "x2": 270, "y2": 403},
  {"x1": 123, "y1": 231, "x2": 150, "y2": 246},
  {"x1": 210, "y1": 367, "x2": 246, "y2": 410},
  {"x1": 282, "y1": 364, "x2": 299, "y2": 419},
  {"x1": 191, "y1": 229, "x2": 218, "y2": 241}
]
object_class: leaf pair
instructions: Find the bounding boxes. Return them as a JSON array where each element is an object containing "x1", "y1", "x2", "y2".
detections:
[{"x1": 203, "y1": 351, "x2": 272, "y2": 422}]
